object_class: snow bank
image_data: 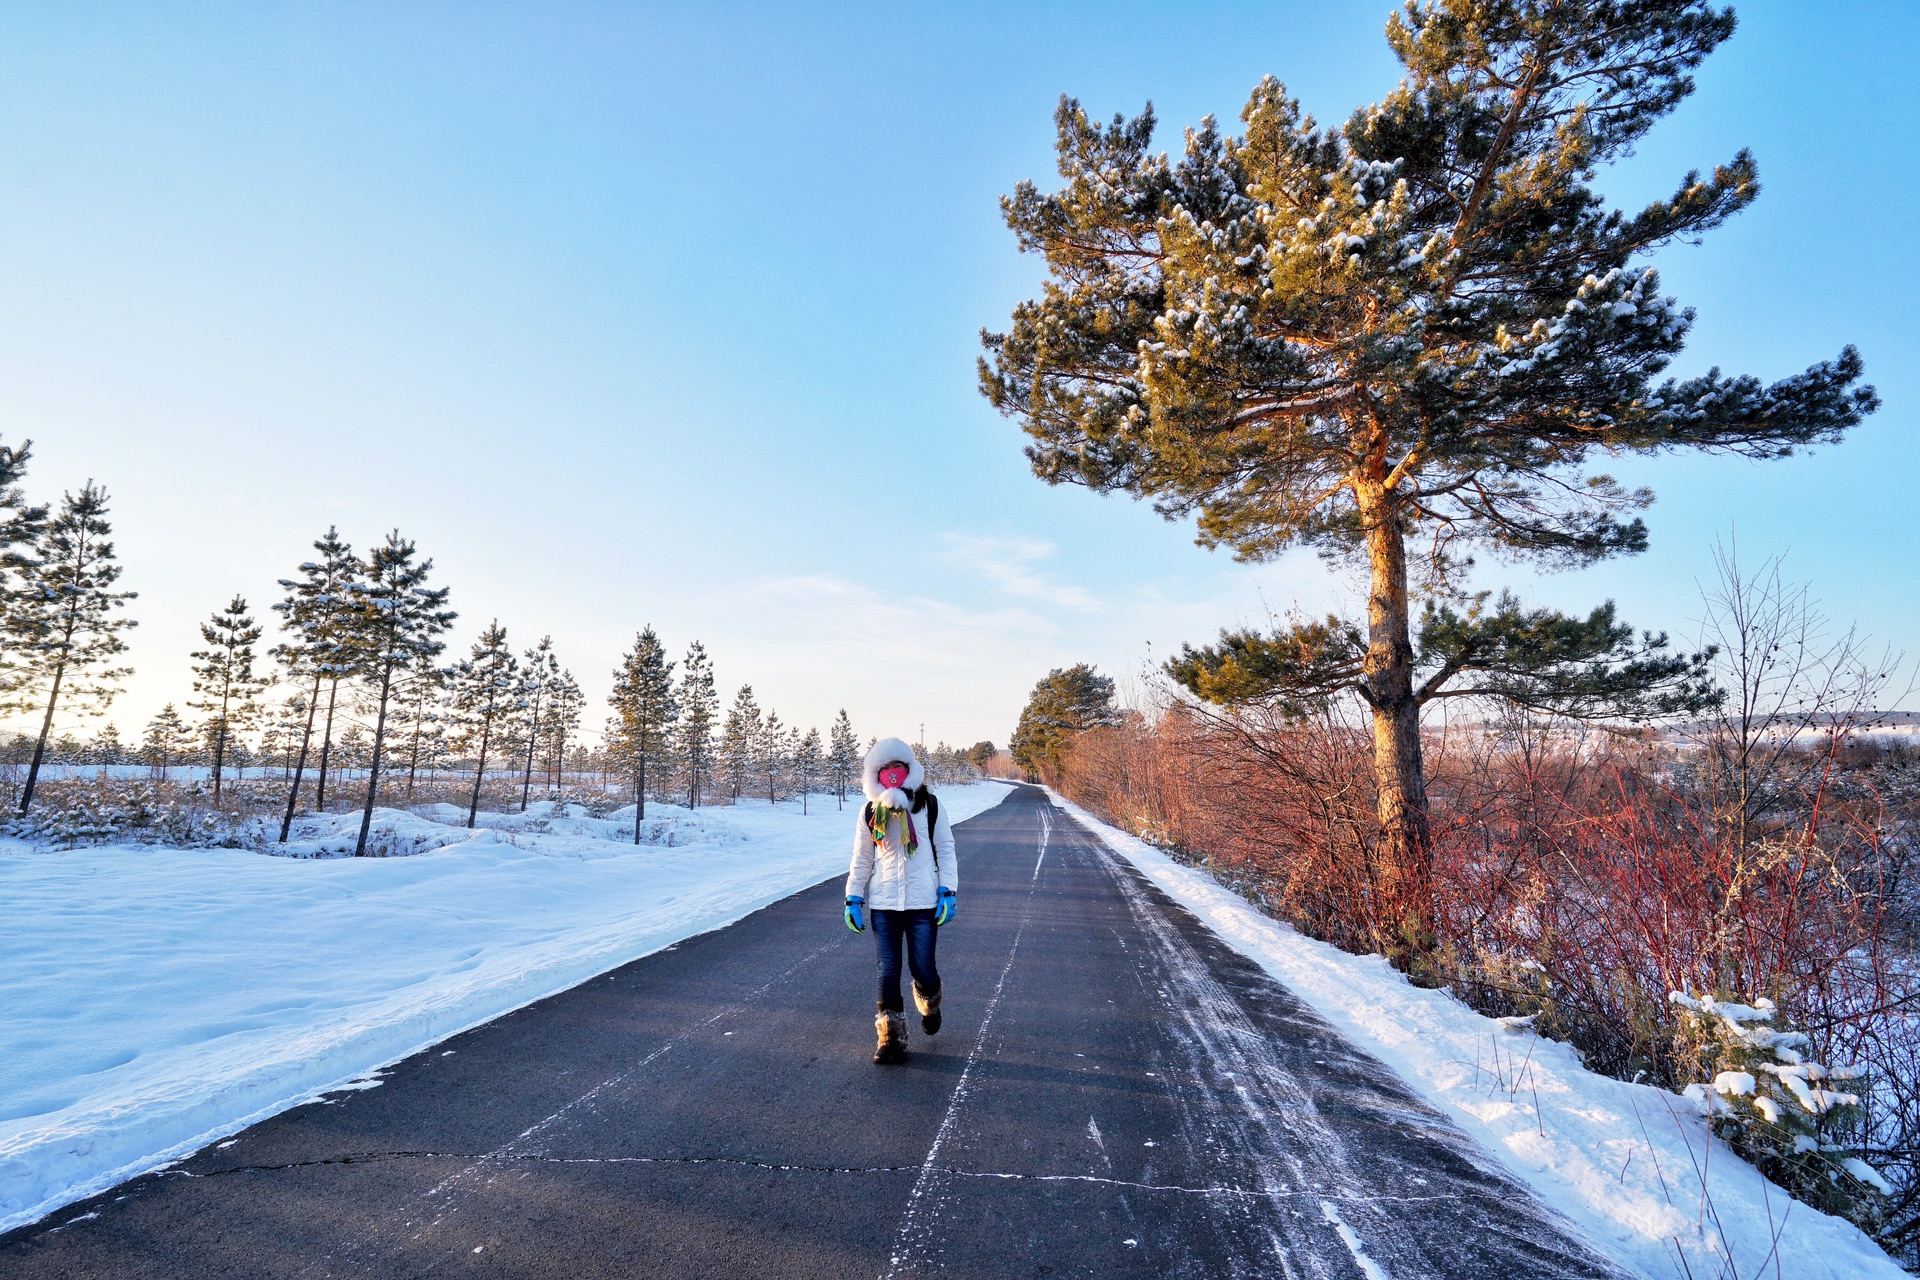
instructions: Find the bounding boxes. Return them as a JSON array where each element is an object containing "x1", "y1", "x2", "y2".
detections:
[
  {"x1": 1049, "y1": 791, "x2": 1906, "y2": 1280},
  {"x1": 0, "y1": 784, "x2": 1012, "y2": 1234}
]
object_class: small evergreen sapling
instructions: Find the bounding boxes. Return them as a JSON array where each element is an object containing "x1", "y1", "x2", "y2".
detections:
[
  {"x1": 142, "y1": 703, "x2": 190, "y2": 781},
  {"x1": 188, "y1": 595, "x2": 268, "y2": 803},
  {"x1": 1672, "y1": 990, "x2": 1887, "y2": 1228}
]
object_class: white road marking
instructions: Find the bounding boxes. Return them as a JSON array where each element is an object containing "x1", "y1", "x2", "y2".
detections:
[
  {"x1": 1032, "y1": 807, "x2": 1051, "y2": 881},
  {"x1": 323, "y1": 937, "x2": 842, "y2": 1275},
  {"x1": 1320, "y1": 1200, "x2": 1392, "y2": 1280},
  {"x1": 883, "y1": 801, "x2": 1048, "y2": 1279}
]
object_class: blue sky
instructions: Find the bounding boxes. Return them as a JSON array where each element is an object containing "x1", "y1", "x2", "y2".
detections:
[{"x1": 0, "y1": 1, "x2": 1911, "y2": 750}]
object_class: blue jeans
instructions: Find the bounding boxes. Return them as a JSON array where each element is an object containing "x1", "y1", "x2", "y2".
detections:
[{"x1": 872, "y1": 908, "x2": 939, "y2": 1012}]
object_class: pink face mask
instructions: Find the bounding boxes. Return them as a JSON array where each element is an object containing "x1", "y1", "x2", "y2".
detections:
[{"x1": 878, "y1": 763, "x2": 910, "y2": 790}]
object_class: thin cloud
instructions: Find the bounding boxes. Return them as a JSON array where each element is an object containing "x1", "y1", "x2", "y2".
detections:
[{"x1": 936, "y1": 531, "x2": 1103, "y2": 611}]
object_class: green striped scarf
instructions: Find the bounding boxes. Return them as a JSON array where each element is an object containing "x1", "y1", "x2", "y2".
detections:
[{"x1": 866, "y1": 801, "x2": 918, "y2": 856}]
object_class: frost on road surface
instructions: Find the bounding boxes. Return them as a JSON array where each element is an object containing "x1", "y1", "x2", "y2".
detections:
[
  {"x1": 1049, "y1": 790, "x2": 1907, "y2": 1280},
  {"x1": 0, "y1": 783, "x2": 1013, "y2": 1234}
]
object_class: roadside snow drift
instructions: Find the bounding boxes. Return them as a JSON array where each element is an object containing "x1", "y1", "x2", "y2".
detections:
[
  {"x1": 0, "y1": 784, "x2": 1011, "y2": 1234},
  {"x1": 1049, "y1": 791, "x2": 1907, "y2": 1280}
]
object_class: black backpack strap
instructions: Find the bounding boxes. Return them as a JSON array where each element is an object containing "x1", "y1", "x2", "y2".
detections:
[{"x1": 925, "y1": 792, "x2": 940, "y2": 877}]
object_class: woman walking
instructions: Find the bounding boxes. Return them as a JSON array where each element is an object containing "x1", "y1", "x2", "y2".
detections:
[{"x1": 843, "y1": 737, "x2": 958, "y2": 1064}]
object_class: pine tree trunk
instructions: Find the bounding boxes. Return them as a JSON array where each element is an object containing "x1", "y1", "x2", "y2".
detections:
[
  {"x1": 353, "y1": 664, "x2": 396, "y2": 857},
  {"x1": 520, "y1": 699, "x2": 539, "y2": 812},
  {"x1": 466, "y1": 712, "x2": 493, "y2": 829},
  {"x1": 315, "y1": 679, "x2": 340, "y2": 812},
  {"x1": 406, "y1": 718, "x2": 422, "y2": 801},
  {"x1": 633, "y1": 753, "x2": 645, "y2": 844},
  {"x1": 278, "y1": 675, "x2": 323, "y2": 842},
  {"x1": 1358, "y1": 485, "x2": 1434, "y2": 973},
  {"x1": 687, "y1": 747, "x2": 697, "y2": 810},
  {"x1": 18, "y1": 658, "x2": 69, "y2": 816},
  {"x1": 212, "y1": 683, "x2": 233, "y2": 802}
]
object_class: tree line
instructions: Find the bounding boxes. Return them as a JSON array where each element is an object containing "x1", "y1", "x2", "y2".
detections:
[{"x1": 0, "y1": 449, "x2": 984, "y2": 850}]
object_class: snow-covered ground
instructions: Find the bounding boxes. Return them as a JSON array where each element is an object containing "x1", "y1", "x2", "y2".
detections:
[
  {"x1": 0, "y1": 783, "x2": 1012, "y2": 1235},
  {"x1": 1049, "y1": 791, "x2": 1907, "y2": 1280}
]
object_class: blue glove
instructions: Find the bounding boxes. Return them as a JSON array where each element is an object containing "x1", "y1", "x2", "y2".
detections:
[
  {"x1": 934, "y1": 886, "x2": 957, "y2": 927},
  {"x1": 844, "y1": 895, "x2": 866, "y2": 933}
]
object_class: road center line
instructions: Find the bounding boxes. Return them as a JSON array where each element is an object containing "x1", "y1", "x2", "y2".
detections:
[{"x1": 883, "y1": 797, "x2": 1048, "y2": 1280}]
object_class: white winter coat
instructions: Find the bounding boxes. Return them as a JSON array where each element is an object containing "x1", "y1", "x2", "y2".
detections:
[{"x1": 844, "y1": 737, "x2": 958, "y2": 911}]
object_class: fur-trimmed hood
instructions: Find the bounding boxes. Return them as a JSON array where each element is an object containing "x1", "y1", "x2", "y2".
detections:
[{"x1": 861, "y1": 737, "x2": 924, "y2": 807}]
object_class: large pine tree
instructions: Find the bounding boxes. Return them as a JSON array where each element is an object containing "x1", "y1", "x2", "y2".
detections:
[
  {"x1": 271, "y1": 528, "x2": 362, "y2": 837},
  {"x1": 1009, "y1": 664, "x2": 1121, "y2": 777},
  {"x1": 981, "y1": 1, "x2": 1876, "y2": 962},
  {"x1": 448, "y1": 621, "x2": 519, "y2": 830},
  {"x1": 345, "y1": 533, "x2": 455, "y2": 855},
  {"x1": 188, "y1": 595, "x2": 268, "y2": 803},
  {"x1": 11, "y1": 484, "x2": 137, "y2": 815},
  {"x1": 607, "y1": 626, "x2": 677, "y2": 839},
  {"x1": 676, "y1": 642, "x2": 717, "y2": 809}
]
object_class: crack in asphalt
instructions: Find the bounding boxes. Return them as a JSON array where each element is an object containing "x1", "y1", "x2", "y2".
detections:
[{"x1": 169, "y1": 1150, "x2": 1474, "y2": 1205}]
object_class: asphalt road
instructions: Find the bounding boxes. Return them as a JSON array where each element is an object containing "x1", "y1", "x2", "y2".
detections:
[{"x1": 1, "y1": 785, "x2": 1628, "y2": 1279}]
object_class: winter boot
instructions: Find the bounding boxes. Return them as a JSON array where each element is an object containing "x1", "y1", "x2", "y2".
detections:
[
  {"x1": 873, "y1": 1007, "x2": 908, "y2": 1065},
  {"x1": 913, "y1": 983, "x2": 942, "y2": 1036}
]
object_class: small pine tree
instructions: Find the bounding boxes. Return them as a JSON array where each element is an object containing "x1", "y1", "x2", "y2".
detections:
[
  {"x1": 0, "y1": 437, "x2": 48, "y2": 702},
  {"x1": 543, "y1": 667, "x2": 583, "y2": 790},
  {"x1": 447, "y1": 621, "x2": 518, "y2": 829},
  {"x1": 143, "y1": 703, "x2": 190, "y2": 781},
  {"x1": 794, "y1": 726, "x2": 822, "y2": 815},
  {"x1": 393, "y1": 668, "x2": 446, "y2": 803},
  {"x1": 757, "y1": 708, "x2": 786, "y2": 804},
  {"x1": 828, "y1": 709, "x2": 858, "y2": 809},
  {"x1": 271, "y1": 528, "x2": 362, "y2": 837},
  {"x1": 515, "y1": 636, "x2": 558, "y2": 812},
  {"x1": 607, "y1": 626, "x2": 678, "y2": 840},
  {"x1": 720, "y1": 684, "x2": 760, "y2": 803},
  {"x1": 90, "y1": 720, "x2": 128, "y2": 766},
  {"x1": 344, "y1": 532, "x2": 455, "y2": 855},
  {"x1": 676, "y1": 642, "x2": 717, "y2": 809},
  {"x1": 1672, "y1": 991, "x2": 1885, "y2": 1229},
  {"x1": 188, "y1": 595, "x2": 268, "y2": 803},
  {"x1": 11, "y1": 483, "x2": 137, "y2": 815}
]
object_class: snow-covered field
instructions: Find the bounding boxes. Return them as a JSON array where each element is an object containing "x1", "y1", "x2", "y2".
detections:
[
  {"x1": 1049, "y1": 791, "x2": 1907, "y2": 1280},
  {"x1": 0, "y1": 783, "x2": 1012, "y2": 1235}
]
